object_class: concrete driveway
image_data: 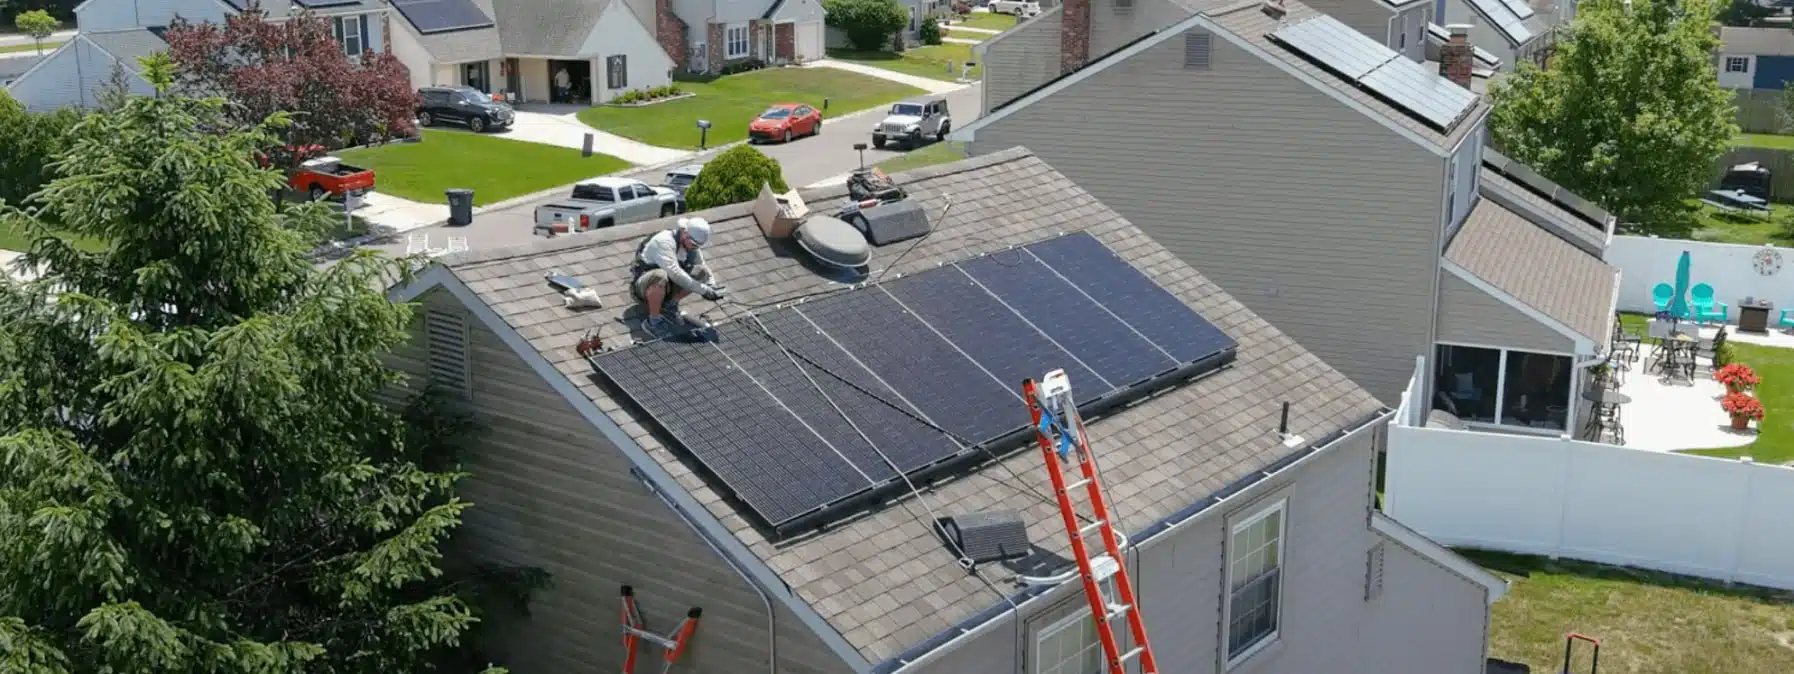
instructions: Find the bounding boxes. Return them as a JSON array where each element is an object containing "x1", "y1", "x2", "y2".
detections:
[{"x1": 464, "y1": 105, "x2": 692, "y2": 167}]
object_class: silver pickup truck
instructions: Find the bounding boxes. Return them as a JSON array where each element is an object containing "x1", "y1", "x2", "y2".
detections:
[{"x1": 533, "y1": 176, "x2": 683, "y2": 236}]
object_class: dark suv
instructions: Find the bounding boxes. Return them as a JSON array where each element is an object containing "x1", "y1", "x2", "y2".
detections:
[{"x1": 416, "y1": 86, "x2": 514, "y2": 133}]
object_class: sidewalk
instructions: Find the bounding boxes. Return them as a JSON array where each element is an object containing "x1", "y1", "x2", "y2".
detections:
[
  {"x1": 944, "y1": 26, "x2": 1001, "y2": 35},
  {"x1": 942, "y1": 37, "x2": 982, "y2": 45},
  {"x1": 805, "y1": 59, "x2": 968, "y2": 95},
  {"x1": 0, "y1": 250, "x2": 41, "y2": 282},
  {"x1": 482, "y1": 107, "x2": 693, "y2": 166},
  {"x1": 0, "y1": 30, "x2": 76, "y2": 49}
]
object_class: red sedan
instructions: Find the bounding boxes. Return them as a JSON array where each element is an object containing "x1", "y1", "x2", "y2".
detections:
[{"x1": 748, "y1": 103, "x2": 821, "y2": 144}]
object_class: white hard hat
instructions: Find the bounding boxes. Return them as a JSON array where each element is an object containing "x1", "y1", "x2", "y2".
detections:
[{"x1": 681, "y1": 217, "x2": 711, "y2": 247}]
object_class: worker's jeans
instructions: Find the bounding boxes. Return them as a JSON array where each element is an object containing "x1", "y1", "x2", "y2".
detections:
[{"x1": 631, "y1": 265, "x2": 712, "y2": 303}]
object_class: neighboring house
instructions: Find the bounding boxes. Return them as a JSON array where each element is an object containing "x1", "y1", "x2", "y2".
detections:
[
  {"x1": 0, "y1": 54, "x2": 47, "y2": 88},
  {"x1": 1434, "y1": 0, "x2": 1559, "y2": 71},
  {"x1": 385, "y1": 146, "x2": 1507, "y2": 673},
  {"x1": 665, "y1": 0, "x2": 828, "y2": 74},
  {"x1": 953, "y1": 0, "x2": 1621, "y2": 438},
  {"x1": 827, "y1": 0, "x2": 943, "y2": 51},
  {"x1": 6, "y1": 0, "x2": 389, "y2": 111},
  {"x1": 1716, "y1": 26, "x2": 1794, "y2": 90}
]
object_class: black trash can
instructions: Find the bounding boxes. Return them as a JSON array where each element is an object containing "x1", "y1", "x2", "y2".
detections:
[{"x1": 446, "y1": 188, "x2": 474, "y2": 227}]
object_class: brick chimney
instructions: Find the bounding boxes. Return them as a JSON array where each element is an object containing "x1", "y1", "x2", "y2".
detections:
[
  {"x1": 1261, "y1": 0, "x2": 1286, "y2": 20},
  {"x1": 1062, "y1": 0, "x2": 1090, "y2": 74},
  {"x1": 655, "y1": 0, "x2": 688, "y2": 71},
  {"x1": 1439, "y1": 24, "x2": 1473, "y2": 89}
]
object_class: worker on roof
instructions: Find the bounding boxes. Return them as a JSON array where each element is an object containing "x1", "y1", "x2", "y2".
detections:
[{"x1": 632, "y1": 217, "x2": 726, "y2": 337}]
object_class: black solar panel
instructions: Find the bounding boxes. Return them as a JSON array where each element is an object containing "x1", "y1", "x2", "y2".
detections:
[
  {"x1": 1024, "y1": 233, "x2": 1237, "y2": 365},
  {"x1": 1271, "y1": 15, "x2": 1480, "y2": 132},
  {"x1": 959, "y1": 252, "x2": 1177, "y2": 388},
  {"x1": 293, "y1": 0, "x2": 360, "y2": 7},
  {"x1": 1358, "y1": 57, "x2": 1480, "y2": 134},
  {"x1": 393, "y1": 0, "x2": 494, "y2": 34}
]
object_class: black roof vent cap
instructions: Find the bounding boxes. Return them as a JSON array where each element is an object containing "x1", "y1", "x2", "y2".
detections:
[{"x1": 936, "y1": 510, "x2": 1032, "y2": 569}]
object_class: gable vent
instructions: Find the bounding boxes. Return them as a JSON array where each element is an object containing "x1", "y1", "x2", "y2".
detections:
[
  {"x1": 1364, "y1": 542, "x2": 1386, "y2": 600},
  {"x1": 425, "y1": 307, "x2": 472, "y2": 399},
  {"x1": 1183, "y1": 31, "x2": 1212, "y2": 69},
  {"x1": 1114, "y1": 0, "x2": 1133, "y2": 14}
]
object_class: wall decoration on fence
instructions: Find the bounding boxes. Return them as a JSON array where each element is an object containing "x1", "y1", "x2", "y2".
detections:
[{"x1": 1753, "y1": 247, "x2": 1783, "y2": 276}]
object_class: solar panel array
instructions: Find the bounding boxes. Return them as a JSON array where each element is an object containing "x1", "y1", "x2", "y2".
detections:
[
  {"x1": 292, "y1": 0, "x2": 361, "y2": 8},
  {"x1": 1269, "y1": 15, "x2": 1479, "y2": 132},
  {"x1": 393, "y1": 0, "x2": 494, "y2": 34},
  {"x1": 592, "y1": 232, "x2": 1238, "y2": 536},
  {"x1": 1495, "y1": 0, "x2": 1536, "y2": 20},
  {"x1": 1485, "y1": 149, "x2": 1614, "y2": 228},
  {"x1": 1468, "y1": 0, "x2": 1534, "y2": 43}
]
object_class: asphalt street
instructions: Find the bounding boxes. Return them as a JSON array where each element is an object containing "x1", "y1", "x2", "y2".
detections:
[
  {"x1": 370, "y1": 83, "x2": 983, "y2": 257},
  {"x1": 0, "y1": 30, "x2": 77, "y2": 49}
]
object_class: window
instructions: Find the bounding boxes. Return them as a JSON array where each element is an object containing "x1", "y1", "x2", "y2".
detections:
[
  {"x1": 1432, "y1": 345, "x2": 1573, "y2": 431},
  {"x1": 1726, "y1": 56, "x2": 1750, "y2": 73},
  {"x1": 571, "y1": 184, "x2": 616, "y2": 202},
  {"x1": 606, "y1": 54, "x2": 627, "y2": 90},
  {"x1": 726, "y1": 24, "x2": 750, "y2": 59},
  {"x1": 335, "y1": 15, "x2": 363, "y2": 58},
  {"x1": 1034, "y1": 578, "x2": 1117, "y2": 674},
  {"x1": 1226, "y1": 500, "x2": 1284, "y2": 664},
  {"x1": 1398, "y1": 14, "x2": 1408, "y2": 50},
  {"x1": 1445, "y1": 155, "x2": 1458, "y2": 227},
  {"x1": 910, "y1": 6, "x2": 918, "y2": 31}
]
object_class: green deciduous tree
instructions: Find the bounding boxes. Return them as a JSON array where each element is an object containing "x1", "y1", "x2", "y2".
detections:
[
  {"x1": 0, "y1": 89, "x2": 81, "y2": 210},
  {"x1": 0, "y1": 61, "x2": 533, "y2": 674},
  {"x1": 919, "y1": 15, "x2": 942, "y2": 46},
  {"x1": 1487, "y1": 0, "x2": 1736, "y2": 237},
  {"x1": 13, "y1": 9, "x2": 58, "y2": 54},
  {"x1": 823, "y1": 0, "x2": 909, "y2": 51},
  {"x1": 684, "y1": 144, "x2": 789, "y2": 211}
]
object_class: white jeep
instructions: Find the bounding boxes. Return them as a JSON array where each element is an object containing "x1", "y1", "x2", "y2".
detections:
[{"x1": 871, "y1": 98, "x2": 952, "y2": 150}]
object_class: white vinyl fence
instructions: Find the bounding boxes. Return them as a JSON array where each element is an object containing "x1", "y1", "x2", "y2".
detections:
[
  {"x1": 1386, "y1": 370, "x2": 1794, "y2": 590},
  {"x1": 1607, "y1": 235, "x2": 1794, "y2": 316}
]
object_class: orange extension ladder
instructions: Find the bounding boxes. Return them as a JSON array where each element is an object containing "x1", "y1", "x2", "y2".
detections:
[
  {"x1": 1022, "y1": 369, "x2": 1159, "y2": 674},
  {"x1": 620, "y1": 585, "x2": 701, "y2": 674}
]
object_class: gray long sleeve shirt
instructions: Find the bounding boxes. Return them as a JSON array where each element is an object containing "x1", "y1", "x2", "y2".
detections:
[{"x1": 637, "y1": 229, "x2": 710, "y2": 294}]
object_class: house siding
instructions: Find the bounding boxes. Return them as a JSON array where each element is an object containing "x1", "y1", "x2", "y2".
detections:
[
  {"x1": 913, "y1": 430, "x2": 1490, "y2": 673},
  {"x1": 387, "y1": 20, "x2": 436, "y2": 90},
  {"x1": 76, "y1": 0, "x2": 229, "y2": 32},
  {"x1": 980, "y1": 8, "x2": 1062, "y2": 119},
  {"x1": 1087, "y1": 0, "x2": 1197, "y2": 63},
  {"x1": 387, "y1": 290, "x2": 853, "y2": 674},
  {"x1": 968, "y1": 34, "x2": 1446, "y2": 403},
  {"x1": 1754, "y1": 54, "x2": 1794, "y2": 90},
  {"x1": 6, "y1": 37, "x2": 155, "y2": 112},
  {"x1": 1435, "y1": 273, "x2": 1575, "y2": 354},
  {"x1": 583, "y1": 1, "x2": 675, "y2": 101}
]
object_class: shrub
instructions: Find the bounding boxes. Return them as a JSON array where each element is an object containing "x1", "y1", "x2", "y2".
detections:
[
  {"x1": 919, "y1": 15, "x2": 943, "y2": 45},
  {"x1": 824, "y1": 0, "x2": 909, "y2": 51},
  {"x1": 720, "y1": 58, "x2": 767, "y2": 75},
  {"x1": 953, "y1": 1, "x2": 971, "y2": 15},
  {"x1": 683, "y1": 145, "x2": 789, "y2": 211},
  {"x1": 1715, "y1": 342, "x2": 1737, "y2": 368},
  {"x1": 0, "y1": 91, "x2": 82, "y2": 210},
  {"x1": 1721, "y1": 391, "x2": 1765, "y2": 421},
  {"x1": 1714, "y1": 363, "x2": 1760, "y2": 391}
]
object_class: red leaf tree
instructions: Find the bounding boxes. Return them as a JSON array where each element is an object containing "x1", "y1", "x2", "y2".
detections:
[{"x1": 164, "y1": 7, "x2": 418, "y2": 168}]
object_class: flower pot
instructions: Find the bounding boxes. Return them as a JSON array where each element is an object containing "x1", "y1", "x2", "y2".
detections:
[
  {"x1": 1731, "y1": 414, "x2": 1752, "y2": 430},
  {"x1": 1727, "y1": 383, "x2": 1748, "y2": 394}
]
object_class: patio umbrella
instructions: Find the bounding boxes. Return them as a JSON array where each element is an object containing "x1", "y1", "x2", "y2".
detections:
[{"x1": 1666, "y1": 250, "x2": 1692, "y2": 320}]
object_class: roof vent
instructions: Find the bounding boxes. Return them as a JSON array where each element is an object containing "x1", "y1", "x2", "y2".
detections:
[
  {"x1": 936, "y1": 510, "x2": 1032, "y2": 568},
  {"x1": 1261, "y1": 0, "x2": 1286, "y2": 20},
  {"x1": 843, "y1": 199, "x2": 932, "y2": 246},
  {"x1": 794, "y1": 215, "x2": 872, "y2": 269}
]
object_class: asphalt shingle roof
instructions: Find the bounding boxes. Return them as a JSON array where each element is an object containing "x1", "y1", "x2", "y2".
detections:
[
  {"x1": 1446, "y1": 197, "x2": 1618, "y2": 344},
  {"x1": 492, "y1": 0, "x2": 613, "y2": 56},
  {"x1": 83, "y1": 28, "x2": 170, "y2": 66},
  {"x1": 435, "y1": 147, "x2": 1384, "y2": 664},
  {"x1": 1721, "y1": 26, "x2": 1794, "y2": 57}
]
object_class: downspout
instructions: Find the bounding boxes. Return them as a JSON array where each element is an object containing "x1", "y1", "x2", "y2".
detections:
[{"x1": 632, "y1": 467, "x2": 778, "y2": 674}]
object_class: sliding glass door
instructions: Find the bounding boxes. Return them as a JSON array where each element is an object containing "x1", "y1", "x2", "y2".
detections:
[{"x1": 1433, "y1": 344, "x2": 1574, "y2": 432}]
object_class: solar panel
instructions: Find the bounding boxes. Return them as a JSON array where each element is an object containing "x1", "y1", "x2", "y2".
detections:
[
  {"x1": 1468, "y1": 0, "x2": 1533, "y2": 43},
  {"x1": 393, "y1": 0, "x2": 494, "y2": 34},
  {"x1": 958, "y1": 252, "x2": 1178, "y2": 388},
  {"x1": 592, "y1": 340, "x2": 870, "y2": 528},
  {"x1": 292, "y1": 0, "x2": 360, "y2": 8},
  {"x1": 1496, "y1": 0, "x2": 1536, "y2": 20},
  {"x1": 1270, "y1": 15, "x2": 1399, "y2": 80},
  {"x1": 882, "y1": 269, "x2": 1113, "y2": 401},
  {"x1": 794, "y1": 290, "x2": 1022, "y2": 445},
  {"x1": 1022, "y1": 233, "x2": 1236, "y2": 365},
  {"x1": 1360, "y1": 58, "x2": 1480, "y2": 130}
]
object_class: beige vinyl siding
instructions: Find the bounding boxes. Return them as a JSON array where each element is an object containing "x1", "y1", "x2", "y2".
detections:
[
  {"x1": 968, "y1": 34, "x2": 1446, "y2": 403},
  {"x1": 387, "y1": 290, "x2": 852, "y2": 674},
  {"x1": 981, "y1": 8, "x2": 1062, "y2": 113},
  {"x1": 1360, "y1": 530, "x2": 1492, "y2": 671},
  {"x1": 1436, "y1": 273, "x2": 1576, "y2": 354},
  {"x1": 1087, "y1": 0, "x2": 1201, "y2": 58}
]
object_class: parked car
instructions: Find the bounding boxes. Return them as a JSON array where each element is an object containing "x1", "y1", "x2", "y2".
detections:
[
  {"x1": 661, "y1": 164, "x2": 705, "y2": 196},
  {"x1": 872, "y1": 98, "x2": 952, "y2": 150},
  {"x1": 416, "y1": 86, "x2": 514, "y2": 133},
  {"x1": 290, "y1": 155, "x2": 376, "y2": 202},
  {"x1": 988, "y1": 0, "x2": 1039, "y2": 16},
  {"x1": 533, "y1": 176, "x2": 682, "y2": 236},
  {"x1": 748, "y1": 103, "x2": 822, "y2": 144}
]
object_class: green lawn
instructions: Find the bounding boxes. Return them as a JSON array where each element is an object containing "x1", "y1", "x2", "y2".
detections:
[
  {"x1": 0, "y1": 41, "x2": 61, "y2": 55},
  {"x1": 952, "y1": 11, "x2": 1018, "y2": 31},
  {"x1": 576, "y1": 68, "x2": 921, "y2": 150},
  {"x1": 337, "y1": 131, "x2": 630, "y2": 206},
  {"x1": 1616, "y1": 312, "x2": 1794, "y2": 463},
  {"x1": 1690, "y1": 201, "x2": 1792, "y2": 246},
  {"x1": 1468, "y1": 550, "x2": 1794, "y2": 674},
  {"x1": 0, "y1": 221, "x2": 107, "y2": 254},
  {"x1": 827, "y1": 44, "x2": 981, "y2": 83},
  {"x1": 945, "y1": 27, "x2": 992, "y2": 42},
  {"x1": 1733, "y1": 133, "x2": 1794, "y2": 150},
  {"x1": 874, "y1": 141, "x2": 968, "y2": 174}
]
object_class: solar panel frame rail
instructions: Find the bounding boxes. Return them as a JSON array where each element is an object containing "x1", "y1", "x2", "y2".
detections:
[{"x1": 590, "y1": 232, "x2": 1239, "y2": 539}]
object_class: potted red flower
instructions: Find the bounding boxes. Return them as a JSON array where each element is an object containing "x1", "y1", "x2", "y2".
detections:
[
  {"x1": 1721, "y1": 392, "x2": 1765, "y2": 430},
  {"x1": 1714, "y1": 363, "x2": 1760, "y2": 394}
]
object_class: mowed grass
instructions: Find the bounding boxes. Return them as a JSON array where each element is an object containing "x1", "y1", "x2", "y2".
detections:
[
  {"x1": 1615, "y1": 312, "x2": 1794, "y2": 464},
  {"x1": 337, "y1": 131, "x2": 629, "y2": 206},
  {"x1": 1690, "y1": 202, "x2": 1792, "y2": 246},
  {"x1": 827, "y1": 43, "x2": 981, "y2": 82},
  {"x1": 1468, "y1": 550, "x2": 1794, "y2": 674},
  {"x1": 577, "y1": 68, "x2": 921, "y2": 150},
  {"x1": 874, "y1": 141, "x2": 968, "y2": 174},
  {"x1": 945, "y1": 27, "x2": 992, "y2": 41},
  {"x1": 0, "y1": 220, "x2": 108, "y2": 254},
  {"x1": 1734, "y1": 133, "x2": 1794, "y2": 151},
  {"x1": 0, "y1": 41, "x2": 61, "y2": 54},
  {"x1": 952, "y1": 11, "x2": 1018, "y2": 31}
]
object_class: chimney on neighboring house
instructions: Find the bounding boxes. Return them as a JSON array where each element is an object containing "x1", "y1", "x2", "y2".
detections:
[
  {"x1": 1062, "y1": 0, "x2": 1091, "y2": 74},
  {"x1": 1440, "y1": 24, "x2": 1474, "y2": 89},
  {"x1": 654, "y1": 0, "x2": 688, "y2": 71}
]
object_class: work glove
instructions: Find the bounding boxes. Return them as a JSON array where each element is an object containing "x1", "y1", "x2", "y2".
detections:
[{"x1": 700, "y1": 285, "x2": 726, "y2": 301}]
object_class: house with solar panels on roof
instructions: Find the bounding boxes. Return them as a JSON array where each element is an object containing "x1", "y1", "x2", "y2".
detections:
[
  {"x1": 1433, "y1": 0, "x2": 1567, "y2": 71},
  {"x1": 4, "y1": 0, "x2": 390, "y2": 111},
  {"x1": 383, "y1": 145, "x2": 1508, "y2": 673},
  {"x1": 953, "y1": 0, "x2": 1622, "y2": 440}
]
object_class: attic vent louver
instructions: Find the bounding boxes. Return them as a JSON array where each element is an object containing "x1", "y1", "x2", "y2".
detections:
[
  {"x1": 1364, "y1": 542, "x2": 1386, "y2": 600},
  {"x1": 937, "y1": 511, "x2": 1031, "y2": 568},
  {"x1": 1115, "y1": 0, "x2": 1133, "y2": 14},
  {"x1": 425, "y1": 307, "x2": 472, "y2": 400},
  {"x1": 1183, "y1": 31, "x2": 1212, "y2": 69}
]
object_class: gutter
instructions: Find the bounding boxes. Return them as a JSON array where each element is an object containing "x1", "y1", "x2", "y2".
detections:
[{"x1": 874, "y1": 407, "x2": 1395, "y2": 673}]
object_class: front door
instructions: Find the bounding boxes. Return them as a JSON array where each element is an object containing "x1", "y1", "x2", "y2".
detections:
[
  {"x1": 505, "y1": 58, "x2": 521, "y2": 100},
  {"x1": 463, "y1": 61, "x2": 490, "y2": 93}
]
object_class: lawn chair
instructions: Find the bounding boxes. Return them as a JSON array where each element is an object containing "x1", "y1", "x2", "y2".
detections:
[
  {"x1": 1609, "y1": 313, "x2": 1643, "y2": 364},
  {"x1": 1651, "y1": 283, "x2": 1674, "y2": 312},
  {"x1": 1691, "y1": 283, "x2": 1728, "y2": 325},
  {"x1": 1698, "y1": 326, "x2": 1727, "y2": 370},
  {"x1": 1779, "y1": 308, "x2": 1794, "y2": 333}
]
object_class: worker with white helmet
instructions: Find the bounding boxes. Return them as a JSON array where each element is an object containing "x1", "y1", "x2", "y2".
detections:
[{"x1": 631, "y1": 216, "x2": 726, "y2": 336}]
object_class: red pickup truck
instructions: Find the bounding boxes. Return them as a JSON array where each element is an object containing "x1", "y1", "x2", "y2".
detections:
[{"x1": 258, "y1": 144, "x2": 376, "y2": 201}]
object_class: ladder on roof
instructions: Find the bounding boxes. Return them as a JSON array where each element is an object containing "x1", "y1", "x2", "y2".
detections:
[
  {"x1": 620, "y1": 585, "x2": 701, "y2": 674},
  {"x1": 1022, "y1": 369, "x2": 1159, "y2": 674}
]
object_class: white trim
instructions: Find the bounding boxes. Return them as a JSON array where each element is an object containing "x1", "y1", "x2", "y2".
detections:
[
  {"x1": 1370, "y1": 512, "x2": 1508, "y2": 604},
  {"x1": 724, "y1": 23, "x2": 751, "y2": 59},
  {"x1": 950, "y1": 14, "x2": 1454, "y2": 158},
  {"x1": 1031, "y1": 577, "x2": 1117, "y2": 674},
  {"x1": 1435, "y1": 341, "x2": 1578, "y2": 431},
  {"x1": 1222, "y1": 497, "x2": 1287, "y2": 668},
  {"x1": 1493, "y1": 348, "x2": 1507, "y2": 422},
  {"x1": 1436, "y1": 339, "x2": 1574, "y2": 358},
  {"x1": 1440, "y1": 259, "x2": 1597, "y2": 353},
  {"x1": 1462, "y1": 420, "x2": 1560, "y2": 437},
  {"x1": 1725, "y1": 55, "x2": 1751, "y2": 73},
  {"x1": 388, "y1": 267, "x2": 875, "y2": 672}
]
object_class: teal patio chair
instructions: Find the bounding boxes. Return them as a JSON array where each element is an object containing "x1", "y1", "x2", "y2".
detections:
[
  {"x1": 1691, "y1": 283, "x2": 1728, "y2": 325},
  {"x1": 1651, "y1": 283, "x2": 1674, "y2": 312},
  {"x1": 1779, "y1": 308, "x2": 1794, "y2": 332}
]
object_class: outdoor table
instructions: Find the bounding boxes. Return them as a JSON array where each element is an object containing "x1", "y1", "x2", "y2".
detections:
[
  {"x1": 1580, "y1": 390, "x2": 1632, "y2": 444},
  {"x1": 1652, "y1": 333, "x2": 1697, "y2": 381},
  {"x1": 1739, "y1": 298, "x2": 1774, "y2": 334}
]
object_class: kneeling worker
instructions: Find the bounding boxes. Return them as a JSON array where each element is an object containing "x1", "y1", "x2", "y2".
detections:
[{"x1": 632, "y1": 217, "x2": 727, "y2": 336}]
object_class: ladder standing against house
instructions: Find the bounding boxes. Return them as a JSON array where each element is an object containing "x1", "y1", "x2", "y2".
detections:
[{"x1": 1022, "y1": 370, "x2": 1160, "y2": 674}]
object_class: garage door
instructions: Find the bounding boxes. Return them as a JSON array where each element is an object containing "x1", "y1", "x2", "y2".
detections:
[{"x1": 796, "y1": 21, "x2": 824, "y2": 62}]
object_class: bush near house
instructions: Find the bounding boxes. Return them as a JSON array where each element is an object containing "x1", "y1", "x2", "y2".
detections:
[
  {"x1": 824, "y1": 0, "x2": 909, "y2": 51},
  {"x1": 610, "y1": 84, "x2": 685, "y2": 105},
  {"x1": 682, "y1": 145, "x2": 788, "y2": 211},
  {"x1": 919, "y1": 15, "x2": 943, "y2": 46}
]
